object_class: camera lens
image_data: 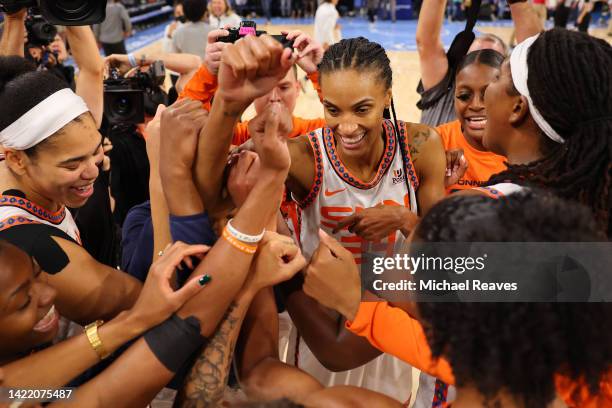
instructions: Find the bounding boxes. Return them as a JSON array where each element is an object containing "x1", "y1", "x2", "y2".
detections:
[
  {"x1": 47, "y1": 0, "x2": 94, "y2": 23},
  {"x1": 115, "y1": 97, "x2": 132, "y2": 116}
]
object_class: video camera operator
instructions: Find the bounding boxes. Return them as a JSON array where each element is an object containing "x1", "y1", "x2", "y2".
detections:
[
  {"x1": 0, "y1": 7, "x2": 105, "y2": 127},
  {"x1": 101, "y1": 60, "x2": 171, "y2": 227}
]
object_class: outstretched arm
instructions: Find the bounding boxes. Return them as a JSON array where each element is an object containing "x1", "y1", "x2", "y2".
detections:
[
  {"x1": 68, "y1": 26, "x2": 105, "y2": 128},
  {"x1": 0, "y1": 9, "x2": 26, "y2": 57},
  {"x1": 416, "y1": 0, "x2": 449, "y2": 91}
]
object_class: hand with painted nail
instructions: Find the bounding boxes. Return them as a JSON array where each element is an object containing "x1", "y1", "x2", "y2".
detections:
[
  {"x1": 445, "y1": 148, "x2": 469, "y2": 188},
  {"x1": 303, "y1": 230, "x2": 361, "y2": 321},
  {"x1": 131, "y1": 242, "x2": 211, "y2": 329},
  {"x1": 285, "y1": 30, "x2": 324, "y2": 75}
]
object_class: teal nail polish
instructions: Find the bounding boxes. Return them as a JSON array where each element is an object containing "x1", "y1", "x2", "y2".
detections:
[{"x1": 199, "y1": 275, "x2": 212, "y2": 286}]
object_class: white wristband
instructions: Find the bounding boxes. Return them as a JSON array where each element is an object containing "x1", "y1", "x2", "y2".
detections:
[
  {"x1": 226, "y1": 218, "x2": 265, "y2": 244},
  {"x1": 128, "y1": 53, "x2": 137, "y2": 68}
]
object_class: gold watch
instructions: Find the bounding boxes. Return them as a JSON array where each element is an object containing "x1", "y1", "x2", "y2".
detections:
[{"x1": 84, "y1": 320, "x2": 110, "y2": 360}]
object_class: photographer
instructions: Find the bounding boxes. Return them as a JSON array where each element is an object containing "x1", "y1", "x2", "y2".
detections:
[{"x1": 0, "y1": 8, "x2": 105, "y2": 127}]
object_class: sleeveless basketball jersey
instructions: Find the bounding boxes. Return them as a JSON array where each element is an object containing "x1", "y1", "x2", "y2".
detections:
[
  {"x1": 286, "y1": 120, "x2": 418, "y2": 403},
  {"x1": 297, "y1": 119, "x2": 419, "y2": 263},
  {"x1": 0, "y1": 194, "x2": 81, "y2": 243}
]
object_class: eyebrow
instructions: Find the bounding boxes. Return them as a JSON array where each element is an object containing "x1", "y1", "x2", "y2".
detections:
[{"x1": 58, "y1": 140, "x2": 103, "y2": 165}]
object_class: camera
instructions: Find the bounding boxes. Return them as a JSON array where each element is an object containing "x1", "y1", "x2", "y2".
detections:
[
  {"x1": 25, "y1": 9, "x2": 56, "y2": 46},
  {"x1": 0, "y1": 0, "x2": 106, "y2": 25},
  {"x1": 104, "y1": 61, "x2": 167, "y2": 125},
  {"x1": 218, "y1": 21, "x2": 295, "y2": 49}
]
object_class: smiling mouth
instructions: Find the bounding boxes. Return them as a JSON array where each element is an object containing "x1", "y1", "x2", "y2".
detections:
[
  {"x1": 338, "y1": 132, "x2": 366, "y2": 149},
  {"x1": 71, "y1": 183, "x2": 94, "y2": 198},
  {"x1": 466, "y1": 117, "x2": 487, "y2": 129},
  {"x1": 33, "y1": 305, "x2": 59, "y2": 333}
]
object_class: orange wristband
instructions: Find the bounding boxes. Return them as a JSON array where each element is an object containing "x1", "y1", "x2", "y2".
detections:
[{"x1": 222, "y1": 227, "x2": 257, "y2": 254}]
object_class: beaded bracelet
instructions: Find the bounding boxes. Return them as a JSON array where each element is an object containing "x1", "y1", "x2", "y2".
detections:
[
  {"x1": 226, "y1": 218, "x2": 265, "y2": 244},
  {"x1": 222, "y1": 227, "x2": 257, "y2": 254}
]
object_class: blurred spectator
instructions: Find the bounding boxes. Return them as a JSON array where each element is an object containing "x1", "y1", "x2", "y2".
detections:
[
  {"x1": 314, "y1": 0, "x2": 341, "y2": 49},
  {"x1": 162, "y1": 1, "x2": 185, "y2": 54},
  {"x1": 209, "y1": 0, "x2": 242, "y2": 28},
  {"x1": 93, "y1": 0, "x2": 132, "y2": 56},
  {"x1": 281, "y1": 0, "x2": 292, "y2": 17},
  {"x1": 170, "y1": 0, "x2": 211, "y2": 60}
]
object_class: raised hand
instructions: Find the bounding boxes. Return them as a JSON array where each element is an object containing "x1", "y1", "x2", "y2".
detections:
[
  {"x1": 285, "y1": 30, "x2": 324, "y2": 75},
  {"x1": 247, "y1": 101, "x2": 293, "y2": 173},
  {"x1": 160, "y1": 99, "x2": 209, "y2": 174},
  {"x1": 204, "y1": 29, "x2": 230, "y2": 75},
  {"x1": 303, "y1": 229, "x2": 361, "y2": 321},
  {"x1": 244, "y1": 232, "x2": 307, "y2": 295},
  {"x1": 216, "y1": 35, "x2": 296, "y2": 108},
  {"x1": 130, "y1": 242, "x2": 211, "y2": 328}
]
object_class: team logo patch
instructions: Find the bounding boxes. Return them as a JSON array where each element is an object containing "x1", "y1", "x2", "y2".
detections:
[{"x1": 392, "y1": 168, "x2": 406, "y2": 185}]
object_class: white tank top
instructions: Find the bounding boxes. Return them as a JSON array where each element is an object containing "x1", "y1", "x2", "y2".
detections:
[
  {"x1": 297, "y1": 119, "x2": 419, "y2": 263},
  {"x1": 285, "y1": 120, "x2": 418, "y2": 403},
  {"x1": 0, "y1": 193, "x2": 81, "y2": 243}
]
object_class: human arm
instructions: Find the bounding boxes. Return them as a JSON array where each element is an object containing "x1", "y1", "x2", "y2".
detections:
[
  {"x1": 345, "y1": 301, "x2": 455, "y2": 384},
  {"x1": 408, "y1": 124, "x2": 447, "y2": 214},
  {"x1": 44, "y1": 236, "x2": 142, "y2": 324},
  {"x1": 67, "y1": 26, "x2": 105, "y2": 128},
  {"x1": 0, "y1": 9, "x2": 26, "y2": 57},
  {"x1": 416, "y1": 0, "x2": 448, "y2": 91},
  {"x1": 144, "y1": 105, "x2": 173, "y2": 258},
  {"x1": 175, "y1": 232, "x2": 306, "y2": 407},
  {"x1": 2, "y1": 242, "x2": 210, "y2": 388},
  {"x1": 120, "y1": 4, "x2": 132, "y2": 36},
  {"x1": 192, "y1": 35, "x2": 295, "y2": 212},
  {"x1": 105, "y1": 52, "x2": 202, "y2": 77},
  {"x1": 159, "y1": 99, "x2": 208, "y2": 217}
]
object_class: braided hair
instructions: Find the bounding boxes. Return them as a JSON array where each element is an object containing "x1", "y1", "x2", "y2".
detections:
[
  {"x1": 414, "y1": 190, "x2": 610, "y2": 408},
  {"x1": 487, "y1": 29, "x2": 612, "y2": 237},
  {"x1": 318, "y1": 37, "x2": 408, "y2": 181}
]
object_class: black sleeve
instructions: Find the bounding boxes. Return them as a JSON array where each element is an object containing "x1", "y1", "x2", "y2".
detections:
[{"x1": 0, "y1": 224, "x2": 77, "y2": 274}]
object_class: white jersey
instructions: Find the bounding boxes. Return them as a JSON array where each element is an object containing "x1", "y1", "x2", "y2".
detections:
[
  {"x1": 286, "y1": 120, "x2": 418, "y2": 402},
  {"x1": 473, "y1": 182, "x2": 525, "y2": 199},
  {"x1": 0, "y1": 193, "x2": 81, "y2": 243},
  {"x1": 297, "y1": 119, "x2": 418, "y2": 263}
]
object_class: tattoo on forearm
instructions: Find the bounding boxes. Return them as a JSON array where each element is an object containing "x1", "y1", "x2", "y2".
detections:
[
  {"x1": 174, "y1": 301, "x2": 241, "y2": 408},
  {"x1": 408, "y1": 130, "x2": 431, "y2": 162}
]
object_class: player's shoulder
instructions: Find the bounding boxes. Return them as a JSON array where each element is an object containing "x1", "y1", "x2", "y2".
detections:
[{"x1": 403, "y1": 122, "x2": 442, "y2": 150}]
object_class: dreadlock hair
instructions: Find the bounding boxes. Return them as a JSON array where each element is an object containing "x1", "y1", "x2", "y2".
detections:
[
  {"x1": 317, "y1": 37, "x2": 408, "y2": 185},
  {"x1": 487, "y1": 29, "x2": 612, "y2": 237},
  {"x1": 414, "y1": 189, "x2": 610, "y2": 408}
]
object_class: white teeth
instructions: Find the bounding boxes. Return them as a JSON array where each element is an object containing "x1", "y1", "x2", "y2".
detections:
[
  {"x1": 34, "y1": 305, "x2": 56, "y2": 330},
  {"x1": 341, "y1": 133, "x2": 366, "y2": 145}
]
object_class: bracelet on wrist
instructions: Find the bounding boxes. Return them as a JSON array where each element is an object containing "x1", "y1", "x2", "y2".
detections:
[
  {"x1": 127, "y1": 53, "x2": 137, "y2": 68},
  {"x1": 222, "y1": 227, "x2": 257, "y2": 254},
  {"x1": 84, "y1": 320, "x2": 110, "y2": 360},
  {"x1": 226, "y1": 218, "x2": 265, "y2": 243}
]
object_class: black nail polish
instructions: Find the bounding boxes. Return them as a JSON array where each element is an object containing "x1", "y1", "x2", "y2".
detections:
[{"x1": 199, "y1": 275, "x2": 212, "y2": 286}]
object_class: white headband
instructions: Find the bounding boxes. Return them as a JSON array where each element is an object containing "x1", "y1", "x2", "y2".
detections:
[
  {"x1": 510, "y1": 34, "x2": 565, "y2": 144},
  {"x1": 0, "y1": 88, "x2": 89, "y2": 150}
]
